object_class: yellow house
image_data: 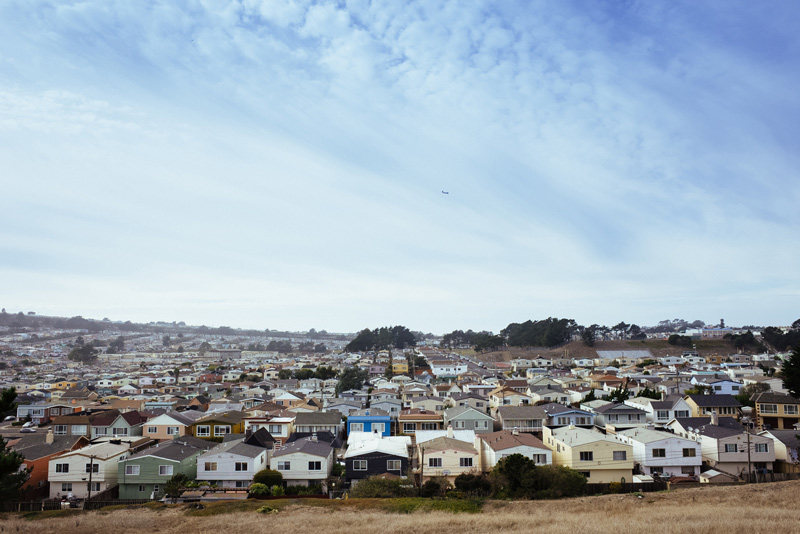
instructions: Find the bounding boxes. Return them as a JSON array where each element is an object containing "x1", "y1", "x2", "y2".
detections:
[
  {"x1": 190, "y1": 411, "x2": 246, "y2": 440},
  {"x1": 392, "y1": 362, "x2": 409, "y2": 374},
  {"x1": 51, "y1": 380, "x2": 78, "y2": 390},
  {"x1": 544, "y1": 425, "x2": 633, "y2": 484}
]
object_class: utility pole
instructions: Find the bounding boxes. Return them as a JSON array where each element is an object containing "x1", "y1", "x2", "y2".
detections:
[
  {"x1": 87, "y1": 455, "x2": 96, "y2": 501},
  {"x1": 746, "y1": 425, "x2": 753, "y2": 483},
  {"x1": 419, "y1": 446, "x2": 425, "y2": 496}
]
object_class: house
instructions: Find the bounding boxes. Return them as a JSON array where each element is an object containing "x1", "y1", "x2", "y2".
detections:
[
  {"x1": 752, "y1": 392, "x2": 800, "y2": 431},
  {"x1": 544, "y1": 426, "x2": 634, "y2": 484},
  {"x1": 409, "y1": 395, "x2": 447, "y2": 413},
  {"x1": 325, "y1": 399, "x2": 363, "y2": 416},
  {"x1": 476, "y1": 429, "x2": 551, "y2": 471},
  {"x1": 196, "y1": 437, "x2": 270, "y2": 489},
  {"x1": 48, "y1": 438, "x2": 150, "y2": 499},
  {"x1": 190, "y1": 411, "x2": 246, "y2": 440},
  {"x1": 294, "y1": 411, "x2": 343, "y2": 435},
  {"x1": 449, "y1": 392, "x2": 489, "y2": 413},
  {"x1": 347, "y1": 408, "x2": 391, "y2": 437},
  {"x1": 589, "y1": 403, "x2": 648, "y2": 431},
  {"x1": 418, "y1": 434, "x2": 480, "y2": 483},
  {"x1": 758, "y1": 430, "x2": 800, "y2": 473},
  {"x1": 271, "y1": 436, "x2": 335, "y2": 487},
  {"x1": 118, "y1": 436, "x2": 211, "y2": 498},
  {"x1": 443, "y1": 405, "x2": 494, "y2": 434},
  {"x1": 624, "y1": 395, "x2": 693, "y2": 426},
  {"x1": 489, "y1": 387, "x2": 532, "y2": 409},
  {"x1": 496, "y1": 405, "x2": 547, "y2": 434},
  {"x1": 91, "y1": 410, "x2": 150, "y2": 439},
  {"x1": 370, "y1": 399, "x2": 403, "y2": 419},
  {"x1": 690, "y1": 375, "x2": 743, "y2": 395},
  {"x1": 540, "y1": 403, "x2": 595, "y2": 428},
  {"x1": 244, "y1": 411, "x2": 295, "y2": 448},
  {"x1": 398, "y1": 408, "x2": 443, "y2": 434},
  {"x1": 615, "y1": 427, "x2": 702, "y2": 477},
  {"x1": 684, "y1": 395, "x2": 742, "y2": 419},
  {"x1": 668, "y1": 415, "x2": 775, "y2": 478},
  {"x1": 142, "y1": 411, "x2": 206, "y2": 441},
  {"x1": 12, "y1": 431, "x2": 90, "y2": 495},
  {"x1": 344, "y1": 433, "x2": 411, "y2": 485},
  {"x1": 527, "y1": 385, "x2": 571, "y2": 405},
  {"x1": 428, "y1": 360, "x2": 467, "y2": 379}
]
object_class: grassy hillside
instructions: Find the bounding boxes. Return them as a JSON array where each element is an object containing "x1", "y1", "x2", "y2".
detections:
[{"x1": 5, "y1": 481, "x2": 800, "y2": 534}]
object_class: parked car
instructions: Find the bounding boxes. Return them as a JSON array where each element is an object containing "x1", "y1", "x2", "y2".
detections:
[
  {"x1": 22, "y1": 421, "x2": 34, "y2": 428},
  {"x1": 20, "y1": 427, "x2": 37, "y2": 433},
  {"x1": 3, "y1": 416, "x2": 15, "y2": 422}
]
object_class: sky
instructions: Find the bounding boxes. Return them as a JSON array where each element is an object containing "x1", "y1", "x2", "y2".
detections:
[{"x1": 1, "y1": 1, "x2": 799, "y2": 335}]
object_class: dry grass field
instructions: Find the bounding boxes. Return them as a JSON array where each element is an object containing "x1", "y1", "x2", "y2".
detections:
[{"x1": 4, "y1": 481, "x2": 800, "y2": 534}]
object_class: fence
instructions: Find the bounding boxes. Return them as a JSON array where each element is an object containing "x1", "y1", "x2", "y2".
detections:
[
  {"x1": 584, "y1": 481, "x2": 669, "y2": 495},
  {"x1": 0, "y1": 501, "x2": 63, "y2": 513},
  {"x1": 83, "y1": 499, "x2": 151, "y2": 511}
]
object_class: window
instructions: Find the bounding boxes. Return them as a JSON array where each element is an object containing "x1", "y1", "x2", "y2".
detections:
[
  {"x1": 72, "y1": 425, "x2": 87, "y2": 435},
  {"x1": 125, "y1": 465, "x2": 140, "y2": 475},
  {"x1": 429, "y1": 457, "x2": 442, "y2": 468},
  {"x1": 167, "y1": 426, "x2": 180, "y2": 435},
  {"x1": 453, "y1": 420, "x2": 466, "y2": 429},
  {"x1": 403, "y1": 423, "x2": 416, "y2": 433},
  {"x1": 755, "y1": 443, "x2": 769, "y2": 453},
  {"x1": 147, "y1": 426, "x2": 157, "y2": 434},
  {"x1": 204, "y1": 462, "x2": 218, "y2": 472},
  {"x1": 153, "y1": 485, "x2": 159, "y2": 493},
  {"x1": 460, "y1": 457, "x2": 473, "y2": 467},
  {"x1": 557, "y1": 417, "x2": 571, "y2": 425},
  {"x1": 785, "y1": 405, "x2": 799, "y2": 415},
  {"x1": 85, "y1": 463, "x2": 99, "y2": 473},
  {"x1": 683, "y1": 448, "x2": 696, "y2": 457},
  {"x1": 579, "y1": 451, "x2": 593, "y2": 462},
  {"x1": 714, "y1": 386, "x2": 722, "y2": 391},
  {"x1": 725, "y1": 444, "x2": 737, "y2": 453},
  {"x1": 353, "y1": 460, "x2": 367, "y2": 471},
  {"x1": 159, "y1": 465, "x2": 174, "y2": 476},
  {"x1": 214, "y1": 425, "x2": 231, "y2": 437},
  {"x1": 372, "y1": 423, "x2": 385, "y2": 434},
  {"x1": 277, "y1": 461, "x2": 291, "y2": 471},
  {"x1": 308, "y1": 461, "x2": 321, "y2": 471},
  {"x1": 652, "y1": 449, "x2": 666, "y2": 458},
  {"x1": 681, "y1": 466, "x2": 695, "y2": 475},
  {"x1": 475, "y1": 420, "x2": 489, "y2": 430},
  {"x1": 56, "y1": 463, "x2": 69, "y2": 473},
  {"x1": 350, "y1": 423, "x2": 364, "y2": 432},
  {"x1": 234, "y1": 462, "x2": 248, "y2": 472},
  {"x1": 574, "y1": 417, "x2": 591, "y2": 425},
  {"x1": 675, "y1": 410, "x2": 690, "y2": 418},
  {"x1": 112, "y1": 427, "x2": 128, "y2": 436},
  {"x1": 235, "y1": 480, "x2": 248, "y2": 488},
  {"x1": 61, "y1": 483, "x2": 72, "y2": 492},
  {"x1": 650, "y1": 466, "x2": 663, "y2": 474},
  {"x1": 421, "y1": 423, "x2": 438, "y2": 430},
  {"x1": 196, "y1": 425, "x2": 210, "y2": 437},
  {"x1": 656, "y1": 410, "x2": 669, "y2": 420},
  {"x1": 578, "y1": 471, "x2": 590, "y2": 478},
  {"x1": 138, "y1": 484, "x2": 146, "y2": 492},
  {"x1": 268, "y1": 425, "x2": 282, "y2": 434},
  {"x1": 387, "y1": 460, "x2": 401, "y2": 471},
  {"x1": 89, "y1": 482, "x2": 101, "y2": 492},
  {"x1": 54, "y1": 425, "x2": 67, "y2": 435},
  {"x1": 95, "y1": 427, "x2": 108, "y2": 436},
  {"x1": 613, "y1": 451, "x2": 627, "y2": 461},
  {"x1": 760, "y1": 404, "x2": 778, "y2": 414}
]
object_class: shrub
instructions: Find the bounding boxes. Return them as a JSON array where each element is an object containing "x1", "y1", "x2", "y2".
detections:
[
  {"x1": 248, "y1": 483, "x2": 271, "y2": 496},
  {"x1": 454, "y1": 473, "x2": 492, "y2": 497},
  {"x1": 421, "y1": 477, "x2": 452, "y2": 498},
  {"x1": 270, "y1": 485, "x2": 285, "y2": 496},
  {"x1": 349, "y1": 477, "x2": 417, "y2": 498},
  {"x1": 608, "y1": 482, "x2": 623, "y2": 494},
  {"x1": 257, "y1": 505, "x2": 278, "y2": 514},
  {"x1": 253, "y1": 469, "x2": 283, "y2": 487}
]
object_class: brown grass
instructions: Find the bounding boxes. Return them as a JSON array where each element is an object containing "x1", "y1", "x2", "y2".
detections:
[{"x1": 3, "y1": 482, "x2": 800, "y2": 534}]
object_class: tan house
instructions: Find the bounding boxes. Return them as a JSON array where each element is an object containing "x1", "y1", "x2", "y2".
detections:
[
  {"x1": 418, "y1": 434, "x2": 480, "y2": 483},
  {"x1": 544, "y1": 425, "x2": 634, "y2": 484},
  {"x1": 752, "y1": 392, "x2": 800, "y2": 431},
  {"x1": 399, "y1": 408, "x2": 443, "y2": 434}
]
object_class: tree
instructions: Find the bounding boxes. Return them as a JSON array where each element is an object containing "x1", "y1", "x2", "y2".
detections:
[
  {"x1": 314, "y1": 366, "x2": 337, "y2": 380},
  {"x1": 335, "y1": 366, "x2": 369, "y2": 395},
  {"x1": 781, "y1": 345, "x2": 800, "y2": 398},
  {"x1": 0, "y1": 434, "x2": 30, "y2": 502},
  {"x1": 67, "y1": 344, "x2": 98, "y2": 363},
  {"x1": 277, "y1": 369, "x2": 293, "y2": 380},
  {"x1": 253, "y1": 468, "x2": 283, "y2": 487},
  {"x1": 164, "y1": 473, "x2": 190, "y2": 503},
  {"x1": 108, "y1": 335, "x2": 125, "y2": 353},
  {"x1": 581, "y1": 325, "x2": 599, "y2": 347},
  {"x1": 162, "y1": 334, "x2": 171, "y2": 347},
  {"x1": 0, "y1": 387, "x2": 17, "y2": 416},
  {"x1": 636, "y1": 386, "x2": 661, "y2": 400}
]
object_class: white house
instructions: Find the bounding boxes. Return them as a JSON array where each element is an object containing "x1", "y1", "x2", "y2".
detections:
[
  {"x1": 615, "y1": 427, "x2": 702, "y2": 477},
  {"x1": 48, "y1": 440, "x2": 136, "y2": 499},
  {"x1": 270, "y1": 436, "x2": 334, "y2": 487},
  {"x1": 476, "y1": 429, "x2": 551, "y2": 471},
  {"x1": 196, "y1": 438, "x2": 269, "y2": 489}
]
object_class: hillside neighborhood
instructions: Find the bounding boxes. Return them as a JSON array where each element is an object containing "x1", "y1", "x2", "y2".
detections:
[{"x1": 1, "y1": 316, "x2": 800, "y2": 508}]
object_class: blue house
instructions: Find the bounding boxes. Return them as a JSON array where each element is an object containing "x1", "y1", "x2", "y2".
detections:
[{"x1": 347, "y1": 408, "x2": 391, "y2": 437}]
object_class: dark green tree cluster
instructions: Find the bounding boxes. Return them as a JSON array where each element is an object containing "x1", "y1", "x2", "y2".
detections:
[
  {"x1": 107, "y1": 335, "x2": 125, "y2": 353},
  {"x1": 491, "y1": 454, "x2": 586, "y2": 499},
  {"x1": 636, "y1": 386, "x2": 661, "y2": 400},
  {"x1": 335, "y1": 366, "x2": 369, "y2": 394},
  {"x1": 781, "y1": 345, "x2": 800, "y2": 398},
  {"x1": 67, "y1": 344, "x2": 99, "y2": 363},
  {"x1": 267, "y1": 340, "x2": 293, "y2": 353},
  {"x1": 723, "y1": 330, "x2": 757, "y2": 350},
  {"x1": 501, "y1": 318, "x2": 578, "y2": 348},
  {"x1": 762, "y1": 320, "x2": 800, "y2": 351},
  {"x1": 668, "y1": 334, "x2": 694, "y2": 347},
  {"x1": 0, "y1": 435, "x2": 30, "y2": 502},
  {"x1": 605, "y1": 380, "x2": 631, "y2": 402},
  {"x1": 345, "y1": 326, "x2": 417, "y2": 352}
]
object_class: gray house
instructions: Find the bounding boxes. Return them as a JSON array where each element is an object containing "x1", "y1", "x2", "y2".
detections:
[
  {"x1": 444, "y1": 405, "x2": 495, "y2": 434},
  {"x1": 118, "y1": 436, "x2": 211, "y2": 499}
]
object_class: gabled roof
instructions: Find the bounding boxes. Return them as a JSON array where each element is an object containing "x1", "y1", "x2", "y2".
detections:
[
  {"x1": 685, "y1": 395, "x2": 742, "y2": 408},
  {"x1": 126, "y1": 440, "x2": 209, "y2": 462},
  {"x1": 272, "y1": 436, "x2": 334, "y2": 458},
  {"x1": 443, "y1": 404, "x2": 494, "y2": 420},
  {"x1": 294, "y1": 411, "x2": 342, "y2": 425},
  {"x1": 752, "y1": 392, "x2": 800, "y2": 405},
  {"x1": 203, "y1": 439, "x2": 266, "y2": 459},
  {"x1": 419, "y1": 436, "x2": 476, "y2": 453},
  {"x1": 12, "y1": 434, "x2": 90, "y2": 461},
  {"x1": 595, "y1": 403, "x2": 647, "y2": 415},
  {"x1": 477, "y1": 430, "x2": 548, "y2": 452}
]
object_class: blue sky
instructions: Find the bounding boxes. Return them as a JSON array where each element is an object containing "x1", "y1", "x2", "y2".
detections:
[{"x1": 1, "y1": 1, "x2": 798, "y2": 334}]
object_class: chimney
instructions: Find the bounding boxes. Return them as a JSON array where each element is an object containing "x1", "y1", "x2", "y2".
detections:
[
  {"x1": 46, "y1": 429, "x2": 54, "y2": 444},
  {"x1": 447, "y1": 424, "x2": 454, "y2": 438},
  {"x1": 311, "y1": 432, "x2": 318, "y2": 442},
  {"x1": 710, "y1": 411, "x2": 719, "y2": 426}
]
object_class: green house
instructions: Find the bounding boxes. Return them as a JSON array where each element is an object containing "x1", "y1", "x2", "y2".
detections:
[{"x1": 117, "y1": 436, "x2": 210, "y2": 500}]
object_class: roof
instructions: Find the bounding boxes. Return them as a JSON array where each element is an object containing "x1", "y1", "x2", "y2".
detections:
[
  {"x1": 478, "y1": 430, "x2": 548, "y2": 452},
  {"x1": 419, "y1": 436, "x2": 476, "y2": 453},
  {"x1": 752, "y1": 392, "x2": 800, "y2": 405},
  {"x1": 272, "y1": 436, "x2": 334, "y2": 458},
  {"x1": 686, "y1": 395, "x2": 742, "y2": 408},
  {"x1": 127, "y1": 440, "x2": 209, "y2": 462},
  {"x1": 617, "y1": 428, "x2": 696, "y2": 444},
  {"x1": 549, "y1": 426, "x2": 626, "y2": 447},
  {"x1": 350, "y1": 408, "x2": 390, "y2": 418},
  {"x1": 344, "y1": 436, "x2": 410, "y2": 458},
  {"x1": 12, "y1": 435, "x2": 89, "y2": 461},
  {"x1": 203, "y1": 439, "x2": 266, "y2": 459},
  {"x1": 597, "y1": 350, "x2": 654, "y2": 359},
  {"x1": 761, "y1": 430, "x2": 800, "y2": 448},
  {"x1": 674, "y1": 417, "x2": 743, "y2": 439},
  {"x1": 496, "y1": 405, "x2": 547, "y2": 420},
  {"x1": 294, "y1": 411, "x2": 342, "y2": 425},
  {"x1": 443, "y1": 405, "x2": 494, "y2": 420},
  {"x1": 595, "y1": 403, "x2": 647, "y2": 415}
]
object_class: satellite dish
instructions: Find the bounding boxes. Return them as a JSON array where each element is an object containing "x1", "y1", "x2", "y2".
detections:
[{"x1": 687, "y1": 426, "x2": 694, "y2": 432}]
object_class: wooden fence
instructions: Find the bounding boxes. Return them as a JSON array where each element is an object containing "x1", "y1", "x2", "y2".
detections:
[{"x1": 584, "y1": 481, "x2": 669, "y2": 495}]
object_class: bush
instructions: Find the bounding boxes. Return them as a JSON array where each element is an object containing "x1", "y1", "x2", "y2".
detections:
[
  {"x1": 270, "y1": 485, "x2": 285, "y2": 496},
  {"x1": 421, "y1": 477, "x2": 452, "y2": 498},
  {"x1": 253, "y1": 469, "x2": 283, "y2": 487},
  {"x1": 248, "y1": 483, "x2": 270, "y2": 496},
  {"x1": 608, "y1": 481, "x2": 623, "y2": 494},
  {"x1": 284, "y1": 484, "x2": 322, "y2": 495},
  {"x1": 454, "y1": 473, "x2": 492, "y2": 497},
  {"x1": 349, "y1": 477, "x2": 417, "y2": 498},
  {"x1": 257, "y1": 505, "x2": 278, "y2": 514}
]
